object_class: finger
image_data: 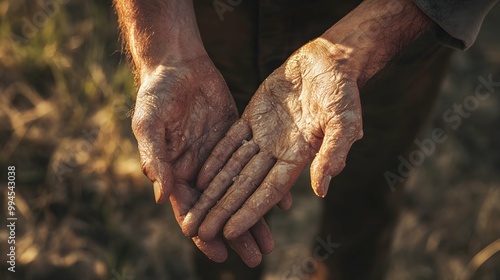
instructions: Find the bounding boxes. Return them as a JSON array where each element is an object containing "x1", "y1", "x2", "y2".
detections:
[
  {"x1": 169, "y1": 184, "x2": 229, "y2": 261},
  {"x1": 310, "y1": 118, "x2": 363, "y2": 198},
  {"x1": 141, "y1": 145, "x2": 174, "y2": 204},
  {"x1": 198, "y1": 152, "x2": 276, "y2": 241},
  {"x1": 224, "y1": 161, "x2": 304, "y2": 240},
  {"x1": 277, "y1": 192, "x2": 293, "y2": 210},
  {"x1": 182, "y1": 141, "x2": 260, "y2": 237},
  {"x1": 250, "y1": 218, "x2": 274, "y2": 254},
  {"x1": 153, "y1": 166, "x2": 173, "y2": 204},
  {"x1": 227, "y1": 231, "x2": 263, "y2": 268},
  {"x1": 169, "y1": 183, "x2": 199, "y2": 225},
  {"x1": 192, "y1": 236, "x2": 228, "y2": 263},
  {"x1": 131, "y1": 108, "x2": 174, "y2": 204},
  {"x1": 196, "y1": 119, "x2": 252, "y2": 191},
  {"x1": 183, "y1": 175, "x2": 271, "y2": 265}
]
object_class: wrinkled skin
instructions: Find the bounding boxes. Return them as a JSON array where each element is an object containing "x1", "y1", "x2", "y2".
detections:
[
  {"x1": 183, "y1": 38, "x2": 364, "y2": 241},
  {"x1": 131, "y1": 55, "x2": 274, "y2": 267}
]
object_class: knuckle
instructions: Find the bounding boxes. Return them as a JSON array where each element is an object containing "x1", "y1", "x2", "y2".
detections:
[
  {"x1": 139, "y1": 157, "x2": 152, "y2": 179},
  {"x1": 140, "y1": 160, "x2": 149, "y2": 176},
  {"x1": 131, "y1": 113, "x2": 148, "y2": 135},
  {"x1": 227, "y1": 160, "x2": 244, "y2": 175},
  {"x1": 339, "y1": 160, "x2": 346, "y2": 170},
  {"x1": 231, "y1": 144, "x2": 258, "y2": 166},
  {"x1": 351, "y1": 118, "x2": 364, "y2": 141},
  {"x1": 272, "y1": 183, "x2": 286, "y2": 197},
  {"x1": 213, "y1": 147, "x2": 230, "y2": 164},
  {"x1": 131, "y1": 111, "x2": 160, "y2": 141},
  {"x1": 223, "y1": 133, "x2": 239, "y2": 147},
  {"x1": 238, "y1": 173, "x2": 259, "y2": 191},
  {"x1": 131, "y1": 98, "x2": 163, "y2": 137},
  {"x1": 356, "y1": 127, "x2": 364, "y2": 140}
]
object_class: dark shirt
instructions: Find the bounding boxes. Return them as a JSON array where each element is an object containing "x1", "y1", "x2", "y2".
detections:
[{"x1": 413, "y1": 0, "x2": 499, "y2": 49}]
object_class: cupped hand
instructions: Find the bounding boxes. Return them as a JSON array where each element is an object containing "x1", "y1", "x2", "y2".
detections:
[
  {"x1": 131, "y1": 55, "x2": 274, "y2": 266},
  {"x1": 183, "y1": 38, "x2": 364, "y2": 241}
]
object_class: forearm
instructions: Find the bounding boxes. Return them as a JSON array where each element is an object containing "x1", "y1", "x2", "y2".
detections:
[
  {"x1": 320, "y1": 0, "x2": 433, "y2": 86},
  {"x1": 113, "y1": 0, "x2": 205, "y2": 81}
]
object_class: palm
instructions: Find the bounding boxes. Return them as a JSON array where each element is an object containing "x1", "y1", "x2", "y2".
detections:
[
  {"x1": 243, "y1": 40, "x2": 362, "y2": 183},
  {"x1": 185, "y1": 38, "x2": 364, "y2": 240}
]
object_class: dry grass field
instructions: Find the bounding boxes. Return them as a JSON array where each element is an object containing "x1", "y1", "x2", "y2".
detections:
[{"x1": 0, "y1": 1, "x2": 499, "y2": 279}]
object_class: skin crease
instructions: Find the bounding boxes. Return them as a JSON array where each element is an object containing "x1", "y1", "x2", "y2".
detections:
[
  {"x1": 134, "y1": 58, "x2": 273, "y2": 267},
  {"x1": 187, "y1": 0, "x2": 433, "y2": 245},
  {"x1": 114, "y1": 0, "x2": 279, "y2": 267},
  {"x1": 187, "y1": 39, "x2": 364, "y2": 242}
]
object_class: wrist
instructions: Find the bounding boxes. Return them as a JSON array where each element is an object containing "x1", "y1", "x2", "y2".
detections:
[
  {"x1": 320, "y1": 0, "x2": 432, "y2": 86},
  {"x1": 115, "y1": 0, "x2": 206, "y2": 82},
  {"x1": 139, "y1": 52, "x2": 212, "y2": 85},
  {"x1": 135, "y1": 35, "x2": 207, "y2": 83}
]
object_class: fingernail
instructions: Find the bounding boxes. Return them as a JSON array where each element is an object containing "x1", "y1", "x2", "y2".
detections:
[
  {"x1": 154, "y1": 181, "x2": 165, "y2": 204},
  {"x1": 317, "y1": 175, "x2": 332, "y2": 198},
  {"x1": 184, "y1": 212, "x2": 194, "y2": 226},
  {"x1": 183, "y1": 212, "x2": 196, "y2": 236}
]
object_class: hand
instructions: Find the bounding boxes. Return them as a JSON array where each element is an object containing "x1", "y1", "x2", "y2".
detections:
[
  {"x1": 131, "y1": 56, "x2": 273, "y2": 266},
  {"x1": 182, "y1": 0, "x2": 432, "y2": 243},
  {"x1": 183, "y1": 38, "x2": 364, "y2": 241}
]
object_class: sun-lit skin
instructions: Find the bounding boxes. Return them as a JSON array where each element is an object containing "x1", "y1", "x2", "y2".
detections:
[
  {"x1": 184, "y1": 0, "x2": 432, "y2": 248},
  {"x1": 183, "y1": 38, "x2": 364, "y2": 242},
  {"x1": 114, "y1": 0, "x2": 278, "y2": 267},
  {"x1": 114, "y1": 0, "x2": 433, "y2": 267}
]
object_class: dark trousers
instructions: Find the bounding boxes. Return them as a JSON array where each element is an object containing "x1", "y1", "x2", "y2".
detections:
[{"x1": 193, "y1": 1, "x2": 453, "y2": 279}]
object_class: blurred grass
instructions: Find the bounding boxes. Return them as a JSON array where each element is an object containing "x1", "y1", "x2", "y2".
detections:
[
  {"x1": 0, "y1": 1, "x2": 195, "y2": 279},
  {"x1": 0, "y1": 1, "x2": 499, "y2": 280}
]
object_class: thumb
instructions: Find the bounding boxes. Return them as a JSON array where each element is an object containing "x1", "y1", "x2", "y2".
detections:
[
  {"x1": 309, "y1": 120, "x2": 363, "y2": 198},
  {"x1": 138, "y1": 143, "x2": 174, "y2": 204},
  {"x1": 132, "y1": 113, "x2": 174, "y2": 204},
  {"x1": 149, "y1": 161, "x2": 174, "y2": 204}
]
